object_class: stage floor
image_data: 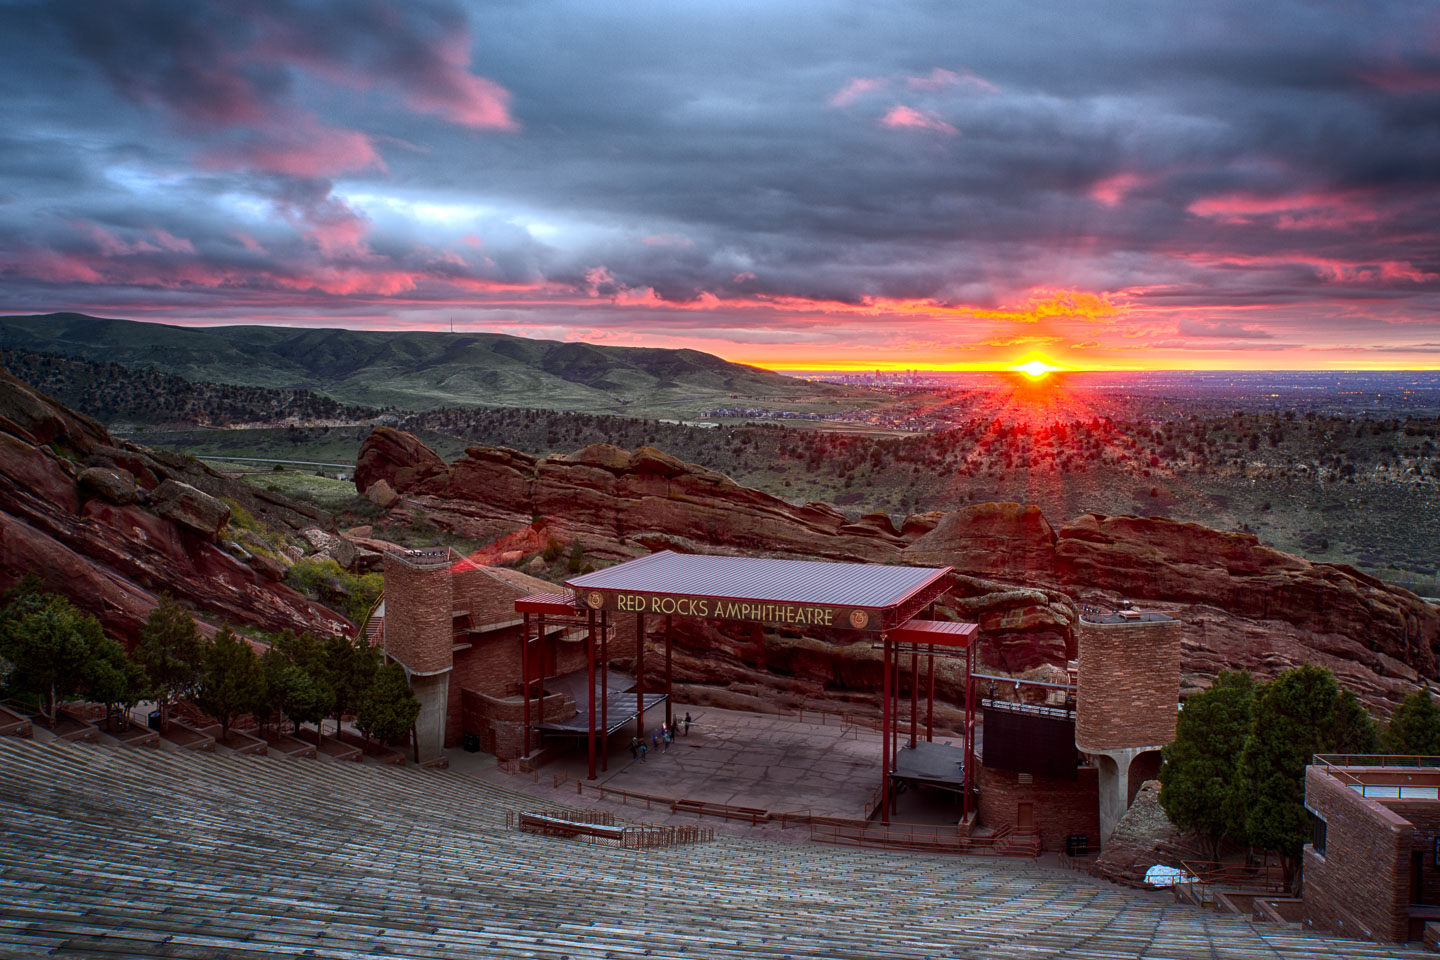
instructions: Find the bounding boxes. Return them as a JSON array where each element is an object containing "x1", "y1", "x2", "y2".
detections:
[{"x1": 457, "y1": 705, "x2": 887, "y2": 822}]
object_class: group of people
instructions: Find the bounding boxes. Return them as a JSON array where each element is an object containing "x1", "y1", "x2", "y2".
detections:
[{"x1": 627, "y1": 713, "x2": 693, "y2": 762}]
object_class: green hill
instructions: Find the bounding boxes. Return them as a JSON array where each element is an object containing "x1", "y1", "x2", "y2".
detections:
[{"x1": 0, "y1": 313, "x2": 851, "y2": 415}]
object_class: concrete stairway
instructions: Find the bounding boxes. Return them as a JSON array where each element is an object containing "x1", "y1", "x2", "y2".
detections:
[{"x1": 0, "y1": 738, "x2": 1417, "y2": 959}]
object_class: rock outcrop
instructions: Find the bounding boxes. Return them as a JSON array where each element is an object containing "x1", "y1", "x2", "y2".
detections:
[
  {"x1": 0, "y1": 372, "x2": 350, "y2": 643},
  {"x1": 356, "y1": 427, "x2": 1440, "y2": 713},
  {"x1": 151, "y1": 480, "x2": 231, "y2": 540}
]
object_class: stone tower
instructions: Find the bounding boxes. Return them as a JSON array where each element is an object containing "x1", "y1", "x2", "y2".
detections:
[
  {"x1": 382, "y1": 547, "x2": 455, "y2": 763},
  {"x1": 1073, "y1": 609, "x2": 1181, "y2": 846}
]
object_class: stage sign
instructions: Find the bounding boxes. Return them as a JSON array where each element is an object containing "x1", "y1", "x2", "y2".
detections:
[{"x1": 579, "y1": 589, "x2": 880, "y2": 630}]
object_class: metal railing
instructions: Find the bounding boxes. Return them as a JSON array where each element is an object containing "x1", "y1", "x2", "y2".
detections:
[
  {"x1": 551, "y1": 775, "x2": 769, "y2": 824},
  {"x1": 1179, "y1": 860, "x2": 1288, "y2": 897},
  {"x1": 806, "y1": 819, "x2": 1040, "y2": 857},
  {"x1": 1314, "y1": 754, "x2": 1440, "y2": 769},
  {"x1": 506, "y1": 808, "x2": 714, "y2": 849}
]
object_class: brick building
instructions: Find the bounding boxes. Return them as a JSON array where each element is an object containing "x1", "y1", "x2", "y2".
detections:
[
  {"x1": 376, "y1": 548, "x2": 638, "y2": 763},
  {"x1": 1304, "y1": 759, "x2": 1440, "y2": 943},
  {"x1": 1073, "y1": 610, "x2": 1180, "y2": 845},
  {"x1": 977, "y1": 606, "x2": 1179, "y2": 850}
]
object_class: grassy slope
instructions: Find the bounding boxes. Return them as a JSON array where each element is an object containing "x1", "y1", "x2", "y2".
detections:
[{"x1": 0, "y1": 313, "x2": 861, "y2": 416}]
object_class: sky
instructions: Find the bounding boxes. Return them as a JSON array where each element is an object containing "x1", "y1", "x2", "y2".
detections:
[{"x1": 1, "y1": 0, "x2": 1438, "y2": 371}]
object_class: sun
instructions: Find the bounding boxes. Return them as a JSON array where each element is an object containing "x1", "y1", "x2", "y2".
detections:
[{"x1": 1016, "y1": 359, "x2": 1055, "y2": 379}]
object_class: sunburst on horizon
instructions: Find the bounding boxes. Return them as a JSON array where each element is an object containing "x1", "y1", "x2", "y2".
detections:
[{"x1": 1014, "y1": 359, "x2": 1063, "y2": 379}]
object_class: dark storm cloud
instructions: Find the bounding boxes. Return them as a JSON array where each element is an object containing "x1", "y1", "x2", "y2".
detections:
[{"x1": 0, "y1": 0, "x2": 1438, "y2": 365}]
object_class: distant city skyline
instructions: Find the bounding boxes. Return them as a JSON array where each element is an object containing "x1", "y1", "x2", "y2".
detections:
[{"x1": 1, "y1": 1, "x2": 1438, "y2": 371}]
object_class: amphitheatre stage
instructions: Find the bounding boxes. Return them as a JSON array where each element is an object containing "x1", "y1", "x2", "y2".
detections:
[
  {"x1": 0, "y1": 735, "x2": 1411, "y2": 960},
  {"x1": 465, "y1": 704, "x2": 891, "y2": 823}
]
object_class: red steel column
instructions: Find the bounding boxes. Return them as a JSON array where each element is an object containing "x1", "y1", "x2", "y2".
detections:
[
  {"x1": 926, "y1": 643, "x2": 935, "y2": 742},
  {"x1": 881, "y1": 633, "x2": 891, "y2": 825},
  {"x1": 664, "y1": 614, "x2": 673, "y2": 728},
  {"x1": 586, "y1": 609, "x2": 597, "y2": 780},
  {"x1": 893, "y1": 642, "x2": 901, "y2": 815},
  {"x1": 600, "y1": 610, "x2": 609, "y2": 772},
  {"x1": 963, "y1": 640, "x2": 976, "y2": 818},
  {"x1": 521, "y1": 613, "x2": 530, "y2": 755},
  {"x1": 636, "y1": 613, "x2": 646, "y2": 738},
  {"x1": 910, "y1": 648, "x2": 919, "y2": 749},
  {"x1": 537, "y1": 614, "x2": 546, "y2": 729}
]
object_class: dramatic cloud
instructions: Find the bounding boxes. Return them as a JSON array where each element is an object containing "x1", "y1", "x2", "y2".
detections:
[{"x1": 0, "y1": 0, "x2": 1438, "y2": 369}]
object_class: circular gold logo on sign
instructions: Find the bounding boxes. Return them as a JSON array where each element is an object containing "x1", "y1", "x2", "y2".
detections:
[
  {"x1": 849, "y1": 609, "x2": 869, "y2": 629},
  {"x1": 586, "y1": 591, "x2": 605, "y2": 609}
]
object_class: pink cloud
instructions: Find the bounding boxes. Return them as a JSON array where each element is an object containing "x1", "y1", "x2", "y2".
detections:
[
  {"x1": 1090, "y1": 173, "x2": 1147, "y2": 208},
  {"x1": 906, "y1": 67, "x2": 999, "y2": 94},
  {"x1": 201, "y1": 114, "x2": 384, "y2": 177},
  {"x1": 827, "y1": 76, "x2": 887, "y2": 107},
  {"x1": 641, "y1": 233, "x2": 695, "y2": 247},
  {"x1": 1180, "y1": 251, "x2": 1430, "y2": 285},
  {"x1": 74, "y1": 223, "x2": 197, "y2": 257},
  {"x1": 880, "y1": 104, "x2": 958, "y2": 135},
  {"x1": 1187, "y1": 190, "x2": 1380, "y2": 230},
  {"x1": 1177, "y1": 319, "x2": 1273, "y2": 339},
  {"x1": 231, "y1": 232, "x2": 264, "y2": 253},
  {"x1": 401, "y1": 34, "x2": 517, "y2": 130}
]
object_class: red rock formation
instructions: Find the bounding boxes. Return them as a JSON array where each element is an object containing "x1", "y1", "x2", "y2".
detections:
[
  {"x1": 356, "y1": 428, "x2": 1440, "y2": 712},
  {"x1": 1055, "y1": 514, "x2": 1440, "y2": 684},
  {"x1": 0, "y1": 373, "x2": 350, "y2": 643}
]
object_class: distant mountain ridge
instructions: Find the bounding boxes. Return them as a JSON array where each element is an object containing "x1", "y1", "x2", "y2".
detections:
[
  {"x1": 0, "y1": 347, "x2": 377, "y2": 426},
  {"x1": 0, "y1": 313, "x2": 842, "y2": 413}
]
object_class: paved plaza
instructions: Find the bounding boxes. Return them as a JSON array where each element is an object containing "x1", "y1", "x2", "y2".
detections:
[{"x1": 453, "y1": 704, "x2": 893, "y2": 824}]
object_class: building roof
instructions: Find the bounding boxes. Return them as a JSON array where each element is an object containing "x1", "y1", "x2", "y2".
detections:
[{"x1": 565, "y1": 550, "x2": 952, "y2": 631}]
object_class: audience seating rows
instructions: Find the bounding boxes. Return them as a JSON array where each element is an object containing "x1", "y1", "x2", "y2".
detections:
[{"x1": 0, "y1": 738, "x2": 1413, "y2": 959}]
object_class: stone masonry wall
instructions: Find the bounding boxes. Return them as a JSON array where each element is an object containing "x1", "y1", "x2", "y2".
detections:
[
  {"x1": 1074, "y1": 618, "x2": 1180, "y2": 751},
  {"x1": 1302, "y1": 767, "x2": 1411, "y2": 943},
  {"x1": 382, "y1": 553, "x2": 453, "y2": 675},
  {"x1": 1404, "y1": 806, "x2": 1440, "y2": 907},
  {"x1": 461, "y1": 687, "x2": 575, "y2": 759},
  {"x1": 977, "y1": 762, "x2": 1100, "y2": 852}
]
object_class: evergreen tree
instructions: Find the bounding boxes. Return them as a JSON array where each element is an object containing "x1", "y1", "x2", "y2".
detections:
[
  {"x1": 355, "y1": 663, "x2": 420, "y2": 746},
  {"x1": 1158, "y1": 671, "x2": 1256, "y2": 860},
  {"x1": 0, "y1": 593, "x2": 106, "y2": 724},
  {"x1": 1383, "y1": 687, "x2": 1440, "y2": 756},
  {"x1": 196, "y1": 626, "x2": 267, "y2": 740},
  {"x1": 134, "y1": 596, "x2": 204, "y2": 731},
  {"x1": 264, "y1": 630, "x2": 331, "y2": 737},
  {"x1": 1236, "y1": 664, "x2": 1377, "y2": 886},
  {"x1": 81, "y1": 633, "x2": 152, "y2": 732},
  {"x1": 319, "y1": 632, "x2": 378, "y2": 741}
]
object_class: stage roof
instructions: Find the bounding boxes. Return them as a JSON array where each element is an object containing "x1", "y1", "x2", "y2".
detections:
[{"x1": 564, "y1": 550, "x2": 952, "y2": 632}]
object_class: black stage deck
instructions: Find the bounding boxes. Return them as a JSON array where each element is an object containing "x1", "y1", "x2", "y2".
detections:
[
  {"x1": 892, "y1": 740, "x2": 968, "y2": 790},
  {"x1": 536, "y1": 669, "x2": 669, "y2": 736}
]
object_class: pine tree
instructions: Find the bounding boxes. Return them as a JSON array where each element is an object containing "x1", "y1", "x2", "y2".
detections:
[
  {"x1": 355, "y1": 663, "x2": 420, "y2": 746},
  {"x1": 196, "y1": 626, "x2": 267, "y2": 740},
  {"x1": 134, "y1": 596, "x2": 204, "y2": 731},
  {"x1": 1158, "y1": 671, "x2": 1255, "y2": 860},
  {"x1": 82, "y1": 633, "x2": 152, "y2": 732},
  {"x1": 0, "y1": 592, "x2": 107, "y2": 724},
  {"x1": 1383, "y1": 687, "x2": 1440, "y2": 756},
  {"x1": 1236, "y1": 664, "x2": 1377, "y2": 886},
  {"x1": 319, "y1": 632, "x2": 378, "y2": 742}
]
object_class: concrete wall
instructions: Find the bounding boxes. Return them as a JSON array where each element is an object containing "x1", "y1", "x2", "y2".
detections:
[
  {"x1": 1074, "y1": 617, "x2": 1180, "y2": 752},
  {"x1": 1303, "y1": 767, "x2": 1413, "y2": 943}
]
